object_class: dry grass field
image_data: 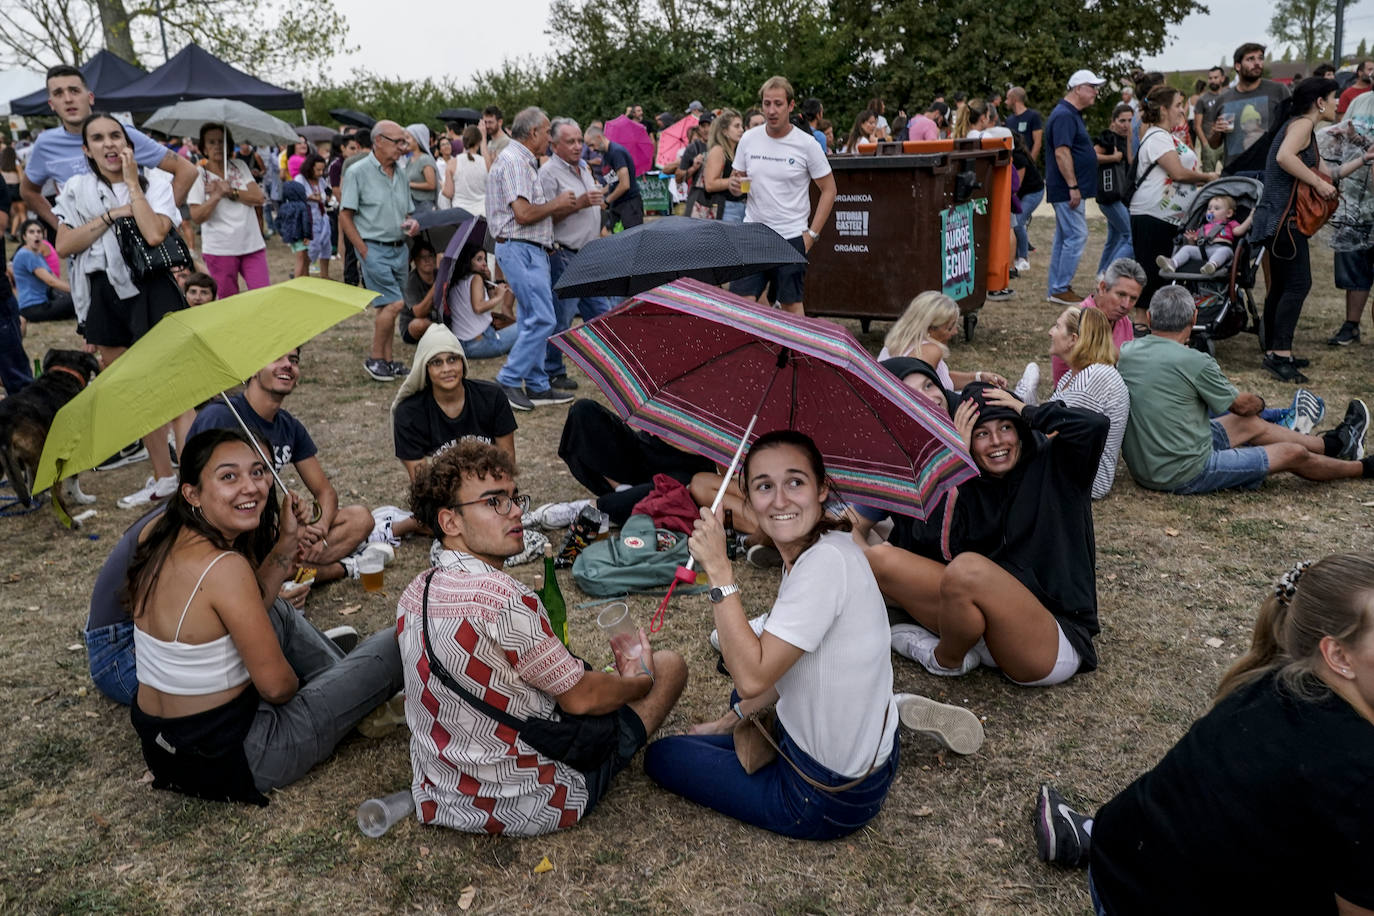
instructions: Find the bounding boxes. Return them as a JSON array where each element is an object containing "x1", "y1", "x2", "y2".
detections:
[{"x1": 3, "y1": 215, "x2": 1372, "y2": 915}]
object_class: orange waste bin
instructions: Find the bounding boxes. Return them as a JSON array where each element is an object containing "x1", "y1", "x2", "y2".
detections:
[{"x1": 805, "y1": 137, "x2": 1013, "y2": 339}]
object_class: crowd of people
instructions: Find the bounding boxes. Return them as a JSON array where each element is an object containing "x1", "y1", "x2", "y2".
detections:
[{"x1": 2, "y1": 46, "x2": 1374, "y2": 914}]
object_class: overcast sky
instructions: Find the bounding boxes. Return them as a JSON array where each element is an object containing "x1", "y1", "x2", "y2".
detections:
[{"x1": 323, "y1": 0, "x2": 1374, "y2": 88}]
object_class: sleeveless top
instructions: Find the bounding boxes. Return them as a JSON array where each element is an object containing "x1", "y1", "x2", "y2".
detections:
[
  {"x1": 1252, "y1": 120, "x2": 1317, "y2": 242},
  {"x1": 133, "y1": 552, "x2": 252, "y2": 695}
]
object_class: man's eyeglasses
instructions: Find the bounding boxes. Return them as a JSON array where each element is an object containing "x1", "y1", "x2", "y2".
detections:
[
  {"x1": 452, "y1": 493, "x2": 530, "y2": 516},
  {"x1": 378, "y1": 134, "x2": 410, "y2": 146}
]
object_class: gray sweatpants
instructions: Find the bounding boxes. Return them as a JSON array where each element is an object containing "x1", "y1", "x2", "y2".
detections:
[{"x1": 242, "y1": 600, "x2": 403, "y2": 791}]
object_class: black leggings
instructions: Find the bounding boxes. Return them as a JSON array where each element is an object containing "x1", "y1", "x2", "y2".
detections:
[
  {"x1": 1263, "y1": 225, "x2": 1310, "y2": 352},
  {"x1": 558, "y1": 399, "x2": 715, "y2": 524},
  {"x1": 20, "y1": 291, "x2": 75, "y2": 322},
  {"x1": 1130, "y1": 214, "x2": 1178, "y2": 308}
]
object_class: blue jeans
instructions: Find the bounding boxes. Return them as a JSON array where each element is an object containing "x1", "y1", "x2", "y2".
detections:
[
  {"x1": 494, "y1": 240, "x2": 557, "y2": 393},
  {"x1": 86, "y1": 620, "x2": 137, "y2": 705},
  {"x1": 545, "y1": 247, "x2": 615, "y2": 377},
  {"x1": 722, "y1": 200, "x2": 746, "y2": 223},
  {"x1": 462, "y1": 324, "x2": 516, "y2": 360},
  {"x1": 1048, "y1": 200, "x2": 1089, "y2": 295},
  {"x1": 643, "y1": 717, "x2": 899, "y2": 840},
  {"x1": 0, "y1": 291, "x2": 32, "y2": 395},
  {"x1": 1097, "y1": 200, "x2": 1134, "y2": 274},
  {"x1": 1014, "y1": 188, "x2": 1044, "y2": 261},
  {"x1": 1171, "y1": 420, "x2": 1269, "y2": 494}
]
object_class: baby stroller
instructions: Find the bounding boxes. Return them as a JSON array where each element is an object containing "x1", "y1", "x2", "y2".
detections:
[{"x1": 1157, "y1": 176, "x2": 1264, "y2": 357}]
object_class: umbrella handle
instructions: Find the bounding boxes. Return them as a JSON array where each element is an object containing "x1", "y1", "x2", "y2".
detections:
[
  {"x1": 219, "y1": 392, "x2": 291, "y2": 497},
  {"x1": 682, "y1": 411, "x2": 760, "y2": 574}
]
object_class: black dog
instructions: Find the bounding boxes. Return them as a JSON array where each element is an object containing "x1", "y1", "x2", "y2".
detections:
[{"x1": 0, "y1": 348, "x2": 101, "y2": 511}]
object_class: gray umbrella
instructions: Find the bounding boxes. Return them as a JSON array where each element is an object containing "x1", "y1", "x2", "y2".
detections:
[{"x1": 144, "y1": 98, "x2": 302, "y2": 173}]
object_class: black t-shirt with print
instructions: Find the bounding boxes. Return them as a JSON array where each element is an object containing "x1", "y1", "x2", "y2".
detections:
[{"x1": 392, "y1": 378, "x2": 517, "y2": 461}]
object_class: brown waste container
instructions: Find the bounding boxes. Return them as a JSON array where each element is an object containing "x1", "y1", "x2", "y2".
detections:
[{"x1": 805, "y1": 138, "x2": 1012, "y2": 339}]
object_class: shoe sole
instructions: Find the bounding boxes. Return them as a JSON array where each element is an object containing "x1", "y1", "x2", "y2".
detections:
[
  {"x1": 1046, "y1": 295, "x2": 1077, "y2": 306},
  {"x1": 1351, "y1": 400, "x2": 1370, "y2": 460},
  {"x1": 506, "y1": 398, "x2": 534, "y2": 412},
  {"x1": 364, "y1": 368, "x2": 395, "y2": 381},
  {"x1": 116, "y1": 492, "x2": 169, "y2": 510},
  {"x1": 896, "y1": 695, "x2": 984, "y2": 755},
  {"x1": 528, "y1": 396, "x2": 574, "y2": 406},
  {"x1": 1034, "y1": 785, "x2": 1057, "y2": 862}
]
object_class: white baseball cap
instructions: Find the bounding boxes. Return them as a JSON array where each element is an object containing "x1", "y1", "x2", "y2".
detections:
[{"x1": 1068, "y1": 70, "x2": 1107, "y2": 89}]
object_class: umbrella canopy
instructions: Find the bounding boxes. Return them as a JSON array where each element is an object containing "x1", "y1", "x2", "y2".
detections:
[
  {"x1": 552, "y1": 217, "x2": 807, "y2": 299},
  {"x1": 551, "y1": 279, "x2": 976, "y2": 518},
  {"x1": 99, "y1": 42, "x2": 303, "y2": 112},
  {"x1": 603, "y1": 115, "x2": 654, "y2": 176},
  {"x1": 329, "y1": 108, "x2": 375, "y2": 129},
  {"x1": 433, "y1": 215, "x2": 486, "y2": 324},
  {"x1": 9, "y1": 51, "x2": 145, "y2": 116},
  {"x1": 436, "y1": 107, "x2": 481, "y2": 125},
  {"x1": 143, "y1": 98, "x2": 300, "y2": 150},
  {"x1": 655, "y1": 114, "x2": 698, "y2": 170},
  {"x1": 296, "y1": 124, "x2": 336, "y2": 143},
  {"x1": 33, "y1": 278, "x2": 374, "y2": 495}
]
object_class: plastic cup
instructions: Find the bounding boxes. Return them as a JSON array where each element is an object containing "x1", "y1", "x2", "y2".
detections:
[
  {"x1": 737, "y1": 172, "x2": 751, "y2": 194},
  {"x1": 358, "y1": 553, "x2": 384, "y2": 592},
  {"x1": 597, "y1": 602, "x2": 642, "y2": 661},
  {"x1": 357, "y1": 789, "x2": 415, "y2": 838}
]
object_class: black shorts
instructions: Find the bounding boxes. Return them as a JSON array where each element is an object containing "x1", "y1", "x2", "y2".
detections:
[
  {"x1": 580, "y1": 705, "x2": 648, "y2": 814},
  {"x1": 83, "y1": 270, "x2": 187, "y2": 348},
  {"x1": 729, "y1": 234, "x2": 809, "y2": 305},
  {"x1": 1334, "y1": 246, "x2": 1374, "y2": 291},
  {"x1": 605, "y1": 195, "x2": 644, "y2": 232}
]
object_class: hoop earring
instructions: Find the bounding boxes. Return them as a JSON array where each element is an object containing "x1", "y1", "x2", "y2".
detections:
[{"x1": 192, "y1": 505, "x2": 206, "y2": 523}]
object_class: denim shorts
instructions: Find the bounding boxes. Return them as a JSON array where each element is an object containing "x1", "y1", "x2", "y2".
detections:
[
  {"x1": 1172, "y1": 420, "x2": 1269, "y2": 494},
  {"x1": 359, "y1": 241, "x2": 407, "y2": 306},
  {"x1": 85, "y1": 620, "x2": 137, "y2": 705}
]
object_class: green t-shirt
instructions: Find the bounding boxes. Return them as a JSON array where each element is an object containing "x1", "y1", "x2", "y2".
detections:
[{"x1": 1117, "y1": 335, "x2": 1238, "y2": 490}]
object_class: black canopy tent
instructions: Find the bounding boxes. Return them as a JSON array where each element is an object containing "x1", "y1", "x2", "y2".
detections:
[
  {"x1": 9, "y1": 50, "x2": 146, "y2": 116},
  {"x1": 98, "y1": 43, "x2": 304, "y2": 113}
]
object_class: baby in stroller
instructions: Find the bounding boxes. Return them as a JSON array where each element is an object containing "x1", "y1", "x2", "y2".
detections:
[{"x1": 1157, "y1": 194, "x2": 1253, "y2": 275}]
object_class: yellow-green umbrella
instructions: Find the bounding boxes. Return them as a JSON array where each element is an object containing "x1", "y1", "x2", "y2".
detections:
[{"x1": 33, "y1": 278, "x2": 375, "y2": 505}]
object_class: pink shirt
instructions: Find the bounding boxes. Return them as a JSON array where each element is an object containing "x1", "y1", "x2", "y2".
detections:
[
  {"x1": 1050, "y1": 295, "x2": 1134, "y2": 385},
  {"x1": 907, "y1": 115, "x2": 940, "y2": 141}
]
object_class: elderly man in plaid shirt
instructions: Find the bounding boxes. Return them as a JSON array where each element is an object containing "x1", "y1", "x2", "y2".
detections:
[{"x1": 486, "y1": 107, "x2": 582, "y2": 412}]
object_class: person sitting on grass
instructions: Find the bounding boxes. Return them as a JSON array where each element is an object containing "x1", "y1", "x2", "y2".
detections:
[
  {"x1": 399, "y1": 238, "x2": 437, "y2": 346},
  {"x1": 877, "y1": 290, "x2": 1007, "y2": 390},
  {"x1": 1035, "y1": 554, "x2": 1374, "y2": 916},
  {"x1": 445, "y1": 244, "x2": 516, "y2": 360},
  {"x1": 11, "y1": 218, "x2": 75, "y2": 329},
  {"x1": 181, "y1": 271, "x2": 217, "y2": 306},
  {"x1": 396, "y1": 440, "x2": 687, "y2": 835},
  {"x1": 644, "y1": 430, "x2": 983, "y2": 840},
  {"x1": 1030, "y1": 257, "x2": 1143, "y2": 390},
  {"x1": 188, "y1": 347, "x2": 391, "y2": 587},
  {"x1": 127, "y1": 429, "x2": 404, "y2": 804},
  {"x1": 867, "y1": 383, "x2": 1109, "y2": 686},
  {"x1": 1118, "y1": 285, "x2": 1374, "y2": 495}
]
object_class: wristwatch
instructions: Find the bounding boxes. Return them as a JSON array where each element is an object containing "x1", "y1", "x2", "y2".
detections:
[
  {"x1": 806, "y1": 228, "x2": 820, "y2": 240},
  {"x1": 709, "y1": 583, "x2": 740, "y2": 603}
]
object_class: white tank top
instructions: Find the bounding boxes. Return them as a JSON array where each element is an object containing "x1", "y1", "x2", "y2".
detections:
[{"x1": 133, "y1": 552, "x2": 252, "y2": 696}]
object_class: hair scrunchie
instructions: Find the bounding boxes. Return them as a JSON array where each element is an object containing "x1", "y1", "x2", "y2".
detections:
[{"x1": 1274, "y1": 561, "x2": 1312, "y2": 606}]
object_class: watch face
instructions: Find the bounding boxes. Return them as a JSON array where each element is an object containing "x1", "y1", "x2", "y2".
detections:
[{"x1": 709, "y1": 587, "x2": 724, "y2": 602}]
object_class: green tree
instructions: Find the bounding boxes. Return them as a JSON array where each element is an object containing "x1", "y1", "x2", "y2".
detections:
[
  {"x1": 1269, "y1": 0, "x2": 1359, "y2": 70},
  {"x1": 1358, "y1": 37, "x2": 1369, "y2": 58},
  {"x1": 1282, "y1": 45, "x2": 1295, "y2": 61}
]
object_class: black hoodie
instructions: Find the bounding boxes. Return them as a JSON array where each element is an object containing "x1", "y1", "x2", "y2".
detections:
[{"x1": 892, "y1": 397, "x2": 1110, "y2": 671}]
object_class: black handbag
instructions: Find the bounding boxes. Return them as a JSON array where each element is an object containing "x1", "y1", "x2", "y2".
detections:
[
  {"x1": 111, "y1": 215, "x2": 193, "y2": 281},
  {"x1": 419, "y1": 569, "x2": 618, "y2": 773}
]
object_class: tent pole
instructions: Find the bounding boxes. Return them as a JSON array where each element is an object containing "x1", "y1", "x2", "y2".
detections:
[{"x1": 301, "y1": 108, "x2": 308, "y2": 126}]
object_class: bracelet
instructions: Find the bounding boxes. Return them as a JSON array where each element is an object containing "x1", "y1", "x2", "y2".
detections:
[
  {"x1": 638, "y1": 659, "x2": 654, "y2": 686},
  {"x1": 1068, "y1": 184, "x2": 1079, "y2": 190},
  {"x1": 975, "y1": 371, "x2": 983, "y2": 382}
]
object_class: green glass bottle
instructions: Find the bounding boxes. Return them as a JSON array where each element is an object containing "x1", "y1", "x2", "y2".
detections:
[{"x1": 539, "y1": 545, "x2": 568, "y2": 645}]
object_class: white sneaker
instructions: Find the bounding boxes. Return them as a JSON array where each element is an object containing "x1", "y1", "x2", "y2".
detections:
[
  {"x1": 1014, "y1": 258, "x2": 1030, "y2": 273},
  {"x1": 117, "y1": 475, "x2": 177, "y2": 509},
  {"x1": 525, "y1": 499, "x2": 592, "y2": 530},
  {"x1": 890, "y1": 622, "x2": 979, "y2": 676},
  {"x1": 895, "y1": 693, "x2": 985, "y2": 755},
  {"x1": 368, "y1": 505, "x2": 411, "y2": 546},
  {"x1": 709, "y1": 613, "x2": 769, "y2": 651},
  {"x1": 1013, "y1": 362, "x2": 1040, "y2": 407}
]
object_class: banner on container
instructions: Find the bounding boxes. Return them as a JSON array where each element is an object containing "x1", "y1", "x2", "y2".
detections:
[{"x1": 940, "y1": 202, "x2": 975, "y2": 299}]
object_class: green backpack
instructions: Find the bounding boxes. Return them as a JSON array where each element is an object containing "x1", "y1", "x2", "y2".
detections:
[{"x1": 572, "y1": 513, "x2": 693, "y2": 597}]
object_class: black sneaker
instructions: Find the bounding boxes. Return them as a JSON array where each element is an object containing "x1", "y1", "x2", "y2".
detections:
[
  {"x1": 364, "y1": 358, "x2": 395, "y2": 381},
  {"x1": 324, "y1": 625, "x2": 360, "y2": 654},
  {"x1": 96, "y1": 442, "x2": 149, "y2": 472},
  {"x1": 1033, "y1": 784, "x2": 1092, "y2": 868},
  {"x1": 1335, "y1": 399, "x2": 1370, "y2": 460},
  {"x1": 553, "y1": 505, "x2": 605, "y2": 569},
  {"x1": 388, "y1": 361, "x2": 409, "y2": 378},
  {"x1": 548, "y1": 374, "x2": 579, "y2": 391},
  {"x1": 1262, "y1": 353, "x2": 1308, "y2": 384},
  {"x1": 987, "y1": 288, "x2": 1015, "y2": 300},
  {"x1": 527, "y1": 387, "x2": 574, "y2": 406},
  {"x1": 1328, "y1": 321, "x2": 1361, "y2": 346},
  {"x1": 502, "y1": 385, "x2": 535, "y2": 411}
]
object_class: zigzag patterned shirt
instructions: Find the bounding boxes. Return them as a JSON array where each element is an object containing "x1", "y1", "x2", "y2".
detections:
[{"x1": 396, "y1": 555, "x2": 587, "y2": 835}]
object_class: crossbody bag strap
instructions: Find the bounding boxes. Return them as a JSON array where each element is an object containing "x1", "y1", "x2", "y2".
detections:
[
  {"x1": 750, "y1": 706, "x2": 891, "y2": 794},
  {"x1": 419, "y1": 568, "x2": 529, "y2": 733},
  {"x1": 1136, "y1": 128, "x2": 1166, "y2": 185}
]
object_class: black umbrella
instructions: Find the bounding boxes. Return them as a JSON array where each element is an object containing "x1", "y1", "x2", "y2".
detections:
[
  {"x1": 552, "y1": 217, "x2": 808, "y2": 299},
  {"x1": 296, "y1": 124, "x2": 336, "y2": 143},
  {"x1": 436, "y1": 107, "x2": 482, "y2": 125},
  {"x1": 329, "y1": 107, "x2": 375, "y2": 129}
]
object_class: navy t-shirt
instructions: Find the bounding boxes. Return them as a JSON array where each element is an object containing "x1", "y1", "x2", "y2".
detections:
[
  {"x1": 1005, "y1": 108, "x2": 1043, "y2": 155},
  {"x1": 602, "y1": 141, "x2": 640, "y2": 201},
  {"x1": 188, "y1": 393, "x2": 317, "y2": 471},
  {"x1": 1043, "y1": 99, "x2": 1097, "y2": 203},
  {"x1": 392, "y1": 378, "x2": 518, "y2": 461}
]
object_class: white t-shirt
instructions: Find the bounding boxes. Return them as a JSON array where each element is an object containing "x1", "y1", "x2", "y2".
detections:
[
  {"x1": 448, "y1": 152, "x2": 488, "y2": 217},
  {"x1": 735, "y1": 125, "x2": 833, "y2": 238},
  {"x1": 763, "y1": 530, "x2": 897, "y2": 777},
  {"x1": 1130, "y1": 127, "x2": 1199, "y2": 223},
  {"x1": 187, "y1": 159, "x2": 266, "y2": 256}
]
